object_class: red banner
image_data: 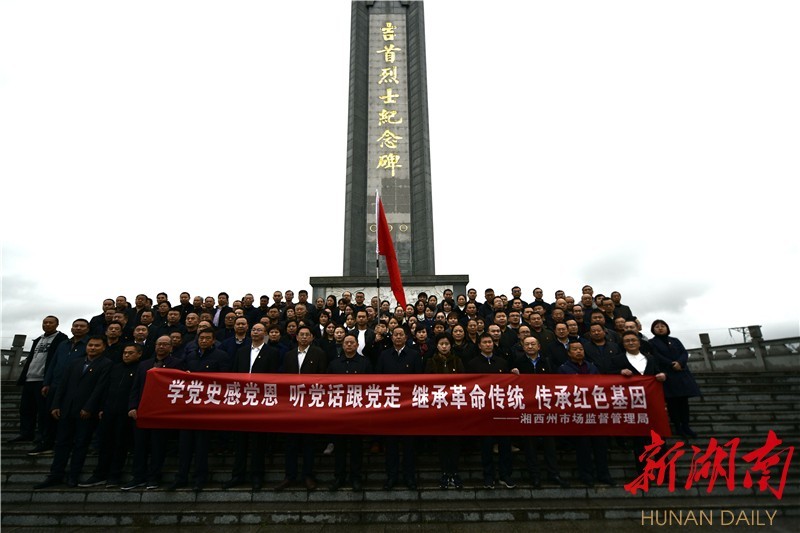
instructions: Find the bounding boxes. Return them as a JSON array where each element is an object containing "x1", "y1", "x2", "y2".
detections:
[{"x1": 136, "y1": 369, "x2": 670, "y2": 437}]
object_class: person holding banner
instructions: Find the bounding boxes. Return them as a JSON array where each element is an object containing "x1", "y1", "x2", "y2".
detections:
[
  {"x1": 466, "y1": 333, "x2": 515, "y2": 490},
  {"x1": 223, "y1": 323, "x2": 280, "y2": 491},
  {"x1": 558, "y1": 340, "x2": 615, "y2": 488},
  {"x1": 167, "y1": 328, "x2": 230, "y2": 492},
  {"x1": 123, "y1": 335, "x2": 183, "y2": 490},
  {"x1": 424, "y1": 333, "x2": 466, "y2": 489},
  {"x1": 611, "y1": 332, "x2": 667, "y2": 474},
  {"x1": 275, "y1": 325, "x2": 327, "y2": 491},
  {"x1": 511, "y1": 336, "x2": 569, "y2": 489},
  {"x1": 649, "y1": 319, "x2": 702, "y2": 439},
  {"x1": 376, "y1": 326, "x2": 422, "y2": 490},
  {"x1": 327, "y1": 334, "x2": 373, "y2": 492}
]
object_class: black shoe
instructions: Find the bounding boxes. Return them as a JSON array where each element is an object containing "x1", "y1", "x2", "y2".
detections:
[
  {"x1": 274, "y1": 478, "x2": 293, "y2": 491},
  {"x1": 579, "y1": 477, "x2": 595, "y2": 488},
  {"x1": 27, "y1": 445, "x2": 54, "y2": 456},
  {"x1": 498, "y1": 478, "x2": 516, "y2": 489},
  {"x1": 192, "y1": 483, "x2": 204, "y2": 493},
  {"x1": 166, "y1": 481, "x2": 187, "y2": 491},
  {"x1": 66, "y1": 478, "x2": 78, "y2": 488},
  {"x1": 681, "y1": 424, "x2": 698, "y2": 439},
  {"x1": 483, "y1": 479, "x2": 495, "y2": 489},
  {"x1": 548, "y1": 475, "x2": 570, "y2": 489},
  {"x1": 451, "y1": 473, "x2": 464, "y2": 490},
  {"x1": 33, "y1": 477, "x2": 62, "y2": 490},
  {"x1": 251, "y1": 479, "x2": 263, "y2": 492},
  {"x1": 439, "y1": 474, "x2": 450, "y2": 489},
  {"x1": 222, "y1": 477, "x2": 244, "y2": 490},
  {"x1": 351, "y1": 478, "x2": 363, "y2": 492},
  {"x1": 531, "y1": 477, "x2": 542, "y2": 489},
  {"x1": 383, "y1": 477, "x2": 396, "y2": 490},
  {"x1": 105, "y1": 479, "x2": 120, "y2": 488},
  {"x1": 78, "y1": 476, "x2": 106, "y2": 488},
  {"x1": 404, "y1": 477, "x2": 417, "y2": 490},
  {"x1": 329, "y1": 478, "x2": 344, "y2": 491},
  {"x1": 121, "y1": 480, "x2": 145, "y2": 491},
  {"x1": 598, "y1": 476, "x2": 616, "y2": 487}
]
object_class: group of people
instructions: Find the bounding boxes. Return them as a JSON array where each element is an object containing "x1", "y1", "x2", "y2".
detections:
[{"x1": 12, "y1": 285, "x2": 702, "y2": 492}]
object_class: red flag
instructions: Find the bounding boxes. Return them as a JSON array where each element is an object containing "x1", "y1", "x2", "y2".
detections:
[{"x1": 376, "y1": 195, "x2": 407, "y2": 309}]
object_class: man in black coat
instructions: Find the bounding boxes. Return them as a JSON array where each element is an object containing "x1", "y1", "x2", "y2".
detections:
[
  {"x1": 13, "y1": 316, "x2": 68, "y2": 444},
  {"x1": 610, "y1": 332, "x2": 666, "y2": 473},
  {"x1": 510, "y1": 337, "x2": 569, "y2": 489},
  {"x1": 122, "y1": 335, "x2": 184, "y2": 490},
  {"x1": 467, "y1": 333, "x2": 514, "y2": 489},
  {"x1": 275, "y1": 325, "x2": 327, "y2": 491},
  {"x1": 376, "y1": 327, "x2": 421, "y2": 490},
  {"x1": 327, "y1": 334, "x2": 373, "y2": 491},
  {"x1": 223, "y1": 323, "x2": 280, "y2": 491},
  {"x1": 558, "y1": 340, "x2": 614, "y2": 487},
  {"x1": 80, "y1": 343, "x2": 142, "y2": 487},
  {"x1": 33, "y1": 335, "x2": 112, "y2": 488},
  {"x1": 168, "y1": 328, "x2": 230, "y2": 492}
]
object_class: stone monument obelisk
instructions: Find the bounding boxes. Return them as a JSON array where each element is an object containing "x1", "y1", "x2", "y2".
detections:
[{"x1": 310, "y1": 0, "x2": 468, "y2": 304}]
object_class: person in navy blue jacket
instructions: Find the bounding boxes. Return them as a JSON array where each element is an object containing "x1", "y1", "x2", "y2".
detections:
[
  {"x1": 167, "y1": 328, "x2": 230, "y2": 492},
  {"x1": 558, "y1": 340, "x2": 614, "y2": 487},
  {"x1": 649, "y1": 319, "x2": 702, "y2": 438},
  {"x1": 33, "y1": 335, "x2": 112, "y2": 489}
]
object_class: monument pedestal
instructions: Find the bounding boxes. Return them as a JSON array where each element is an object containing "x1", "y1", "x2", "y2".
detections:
[{"x1": 310, "y1": 275, "x2": 469, "y2": 307}]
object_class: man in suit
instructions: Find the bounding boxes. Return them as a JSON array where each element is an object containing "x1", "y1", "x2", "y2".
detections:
[
  {"x1": 122, "y1": 335, "x2": 183, "y2": 491},
  {"x1": 467, "y1": 333, "x2": 515, "y2": 489},
  {"x1": 275, "y1": 325, "x2": 327, "y2": 491},
  {"x1": 511, "y1": 337, "x2": 569, "y2": 489},
  {"x1": 33, "y1": 335, "x2": 112, "y2": 488},
  {"x1": 223, "y1": 323, "x2": 280, "y2": 491},
  {"x1": 327, "y1": 334, "x2": 373, "y2": 491},
  {"x1": 558, "y1": 340, "x2": 615, "y2": 487},
  {"x1": 168, "y1": 328, "x2": 230, "y2": 492},
  {"x1": 212, "y1": 291, "x2": 234, "y2": 328},
  {"x1": 611, "y1": 332, "x2": 666, "y2": 473},
  {"x1": 346, "y1": 309, "x2": 375, "y2": 356},
  {"x1": 376, "y1": 327, "x2": 422, "y2": 490},
  {"x1": 33, "y1": 319, "x2": 91, "y2": 456}
]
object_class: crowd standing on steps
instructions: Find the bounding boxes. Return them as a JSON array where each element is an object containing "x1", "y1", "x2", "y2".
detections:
[{"x1": 10, "y1": 285, "x2": 701, "y2": 492}]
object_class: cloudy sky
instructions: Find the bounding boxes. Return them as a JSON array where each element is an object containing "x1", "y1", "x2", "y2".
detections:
[{"x1": 1, "y1": 0, "x2": 798, "y2": 350}]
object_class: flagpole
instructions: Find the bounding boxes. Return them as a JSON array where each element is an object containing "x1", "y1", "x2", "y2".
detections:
[{"x1": 375, "y1": 190, "x2": 380, "y2": 308}]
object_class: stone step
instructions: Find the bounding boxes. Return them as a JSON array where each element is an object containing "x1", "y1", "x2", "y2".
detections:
[{"x1": 1, "y1": 494, "x2": 795, "y2": 527}]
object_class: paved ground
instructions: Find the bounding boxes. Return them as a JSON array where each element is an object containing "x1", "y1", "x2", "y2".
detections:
[{"x1": 4, "y1": 519, "x2": 800, "y2": 533}]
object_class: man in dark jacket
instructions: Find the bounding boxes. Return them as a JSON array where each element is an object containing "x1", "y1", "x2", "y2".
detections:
[
  {"x1": 80, "y1": 343, "x2": 142, "y2": 487},
  {"x1": 168, "y1": 328, "x2": 230, "y2": 492},
  {"x1": 511, "y1": 337, "x2": 569, "y2": 489},
  {"x1": 33, "y1": 335, "x2": 112, "y2": 488},
  {"x1": 275, "y1": 326, "x2": 327, "y2": 491},
  {"x1": 327, "y1": 334, "x2": 373, "y2": 491},
  {"x1": 376, "y1": 327, "x2": 421, "y2": 490},
  {"x1": 558, "y1": 340, "x2": 614, "y2": 487},
  {"x1": 467, "y1": 333, "x2": 514, "y2": 490},
  {"x1": 32, "y1": 319, "x2": 90, "y2": 456},
  {"x1": 13, "y1": 316, "x2": 68, "y2": 444},
  {"x1": 222, "y1": 323, "x2": 280, "y2": 492},
  {"x1": 122, "y1": 335, "x2": 183, "y2": 490}
]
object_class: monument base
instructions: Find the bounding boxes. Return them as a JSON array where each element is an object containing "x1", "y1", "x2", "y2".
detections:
[{"x1": 309, "y1": 275, "x2": 469, "y2": 308}]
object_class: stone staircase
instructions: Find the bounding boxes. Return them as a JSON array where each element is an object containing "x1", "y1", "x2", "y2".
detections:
[{"x1": 2, "y1": 372, "x2": 799, "y2": 528}]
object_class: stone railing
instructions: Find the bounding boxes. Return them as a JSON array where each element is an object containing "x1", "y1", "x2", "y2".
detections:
[{"x1": 688, "y1": 325, "x2": 799, "y2": 372}]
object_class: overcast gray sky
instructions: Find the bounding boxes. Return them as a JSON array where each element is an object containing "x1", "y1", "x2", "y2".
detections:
[{"x1": 2, "y1": 0, "x2": 798, "y2": 350}]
